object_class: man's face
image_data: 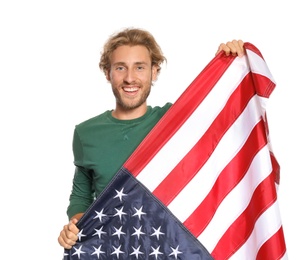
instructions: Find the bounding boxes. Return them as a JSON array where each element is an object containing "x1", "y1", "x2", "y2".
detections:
[{"x1": 106, "y1": 45, "x2": 158, "y2": 111}]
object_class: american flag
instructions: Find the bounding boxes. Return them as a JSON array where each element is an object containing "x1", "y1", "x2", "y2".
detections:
[
  {"x1": 64, "y1": 168, "x2": 213, "y2": 259},
  {"x1": 64, "y1": 43, "x2": 287, "y2": 259}
]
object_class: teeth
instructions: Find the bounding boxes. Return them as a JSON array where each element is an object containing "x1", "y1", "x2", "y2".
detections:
[{"x1": 124, "y1": 87, "x2": 138, "y2": 92}]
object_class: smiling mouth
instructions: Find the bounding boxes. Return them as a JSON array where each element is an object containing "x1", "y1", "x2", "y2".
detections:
[{"x1": 123, "y1": 86, "x2": 139, "y2": 93}]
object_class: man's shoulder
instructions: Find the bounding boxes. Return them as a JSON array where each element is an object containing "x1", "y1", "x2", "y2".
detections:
[
  {"x1": 75, "y1": 110, "x2": 110, "y2": 129},
  {"x1": 149, "y1": 102, "x2": 173, "y2": 114},
  {"x1": 151, "y1": 102, "x2": 172, "y2": 110}
]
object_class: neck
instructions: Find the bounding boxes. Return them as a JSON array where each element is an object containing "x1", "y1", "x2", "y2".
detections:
[{"x1": 112, "y1": 104, "x2": 148, "y2": 120}]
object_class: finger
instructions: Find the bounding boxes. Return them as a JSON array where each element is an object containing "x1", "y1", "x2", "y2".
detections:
[
  {"x1": 226, "y1": 41, "x2": 239, "y2": 56},
  {"x1": 68, "y1": 220, "x2": 79, "y2": 234},
  {"x1": 215, "y1": 43, "x2": 231, "y2": 56},
  {"x1": 58, "y1": 234, "x2": 72, "y2": 249},
  {"x1": 230, "y1": 40, "x2": 245, "y2": 57},
  {"x1": 58, "y1": 227, "x2": 77, "y2": 249},
  {"x1": 64, "y1": 224, "x2": 78, "y2": 242},
  {"x1": 70, "y1": 218, "x2": 78, "y2": 225},
  {"x1": 237, "y1": 39, "x2": 245, "y2": 57}
]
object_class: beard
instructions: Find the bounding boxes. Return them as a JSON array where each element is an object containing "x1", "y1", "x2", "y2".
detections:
[{"x1": 112, "y1": 84, "x2": 151, "y2": 110}]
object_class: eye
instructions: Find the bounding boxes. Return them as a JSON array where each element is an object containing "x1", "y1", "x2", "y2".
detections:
[
  {"x1": 136, "y1": 66, "x2": 144, "y2": 71},
  {"x1": 116, "y1": 66, "x2": 125, "y2": 71}
]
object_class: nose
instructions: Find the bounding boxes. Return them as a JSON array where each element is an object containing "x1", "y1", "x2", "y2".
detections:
[{"x1": 124, "y1": 68, "x2": 136, "y2": 84}]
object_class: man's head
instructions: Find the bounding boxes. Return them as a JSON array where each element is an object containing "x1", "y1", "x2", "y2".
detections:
[
  {"x1": 99, "y1": 28, "x2": 166, "y2": 118},
  {"x1": 99, "y1": 28, "x2": 166, "y2": 76}
]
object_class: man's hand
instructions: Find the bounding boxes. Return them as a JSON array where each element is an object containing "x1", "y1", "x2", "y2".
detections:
[
  {"x1": 58, "y1": 218, "x2": 80, "y2": 249},
  {"x1": 216, "y1": 40, "x2": 245, "y2": 57}
]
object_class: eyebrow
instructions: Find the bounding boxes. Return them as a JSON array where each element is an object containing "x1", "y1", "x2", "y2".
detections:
[{"x1": 112, "y1": 61, "x2": 149, "y2": 67}]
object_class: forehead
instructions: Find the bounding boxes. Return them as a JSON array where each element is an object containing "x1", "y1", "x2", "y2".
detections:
[{"x1": 111, "y1": 45, "x2": 151, "y2": 65}]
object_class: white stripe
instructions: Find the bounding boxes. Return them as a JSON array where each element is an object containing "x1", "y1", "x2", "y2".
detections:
[
  {"x1": 198, "y1": 145, "x2": 272, "y2": 252},
  {"x1": 230, "y1": 200, "x2": 283, "y2": 259},
  {"x1": 137, "y1": 55, "x2": 250, "y2": 191},
  {"x1": 168, "y1": 95, "x2": 263, "y2": 222},
  {"x1": 246, "y1": 49, "x2": 275, "y2": 84}
]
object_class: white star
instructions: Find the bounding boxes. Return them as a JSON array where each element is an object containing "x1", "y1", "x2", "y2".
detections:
[
  {"x1": 131, "y1": 225, "x2": 145, "y2": 239},
  {"x1": 93, "y1": 208, "x2": 107, "y2": 222},
  {"x1": 169, "y1": 245, "x2": 183, "y2": 259},
  {"x1": 112, "y1": 226, "x2": 126, "y2": 239},
  {"x1": 114, "y1": 187, "x2": 127, "y2": 201},
  {"x1": 77, "y1": 229, "x2": 86, "y2": 241},
  {"x1": 92, "y1": 226, "x2": 106, "y2": 239},
  {"x1": 132, "y1": 206, "x2": 146, "y2": 220},
  {"x1": 111, "y1": 245, "x2": 124, "y2": 259},
  {"x1": 149, "y1": 245, "x2": 163, "y2": 259},
  {"x1": 114, "y1": 206, "x2": 127, "y2": 220},
  {"x1": 91, "y1": 245, "x2": 105, "y2": 258},
  {"x1": 130, "y1": 245, "x2": 144, "y2": 259},
  {"x1": 72, "y1": 245, "x2": 85, "y2": 259},
  {"x1": 151, "y1": 226, "x2": 165, "y2": 240}
]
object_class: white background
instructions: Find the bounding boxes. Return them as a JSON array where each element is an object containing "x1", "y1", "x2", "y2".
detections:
[{"x1": 1, "y1": 1, "x2": 299, "y2": 259}]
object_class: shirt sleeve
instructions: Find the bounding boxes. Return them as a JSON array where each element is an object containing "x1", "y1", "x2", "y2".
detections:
[{"x1": 66, "y1": 128, "x2": 95, "y2": 219}]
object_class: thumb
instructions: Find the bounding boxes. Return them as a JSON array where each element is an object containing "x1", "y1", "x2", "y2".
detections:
[{"x1": 69, "y1": 218, "x2": 78, "y2": 226}]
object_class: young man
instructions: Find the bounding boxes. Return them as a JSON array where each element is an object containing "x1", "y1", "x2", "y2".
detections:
[{"x1": 58, "y1": 27, "x2": 244, "y2": 249}]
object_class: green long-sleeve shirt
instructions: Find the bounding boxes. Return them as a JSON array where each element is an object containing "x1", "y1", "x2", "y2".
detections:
[{"x1": 67, "y1": 103, "x2": 172, "y2": 219}]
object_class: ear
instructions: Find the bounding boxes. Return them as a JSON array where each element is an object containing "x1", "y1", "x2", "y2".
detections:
[
  {"x1": 152, "y1": 65, "x2": 159, "y2": 81},
  {"x1": 105, "y1": 69, "x2": 111, "y2": 81}
]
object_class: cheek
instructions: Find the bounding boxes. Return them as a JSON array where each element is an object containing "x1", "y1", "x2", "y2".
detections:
[
  {"x1": 109, "y1": 74, "x2": 118, "y2": 83},
  {"x1": 107, "y1": 71, "x2": 118, "y2": 82},
  {"x1": 109, "y1": 74, "x2": 123, "y2": 87}
]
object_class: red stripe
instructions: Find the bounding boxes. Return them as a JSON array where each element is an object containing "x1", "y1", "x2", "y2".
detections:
[
  {"x1": 252, "y1": 73, "x2": 276, "y2": 98},
  {"x1": 124, "y1": 53, "x2": 236, "y2": 175},
  {"x1": 244, "y1": 42, "x2": 264, "y2": 59},
  {"x1": 211, "y1": 173, "x2": 277, "y2": 259},
  {"x1": 153, "y1": 73, "x2": 255, "y2": 205},
  {"x1": 184, "y1": 119, "x2": 268, "y2": 236},
  {"x1": 257, "y1": 226, "x2": 286, "y2": 260}
]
